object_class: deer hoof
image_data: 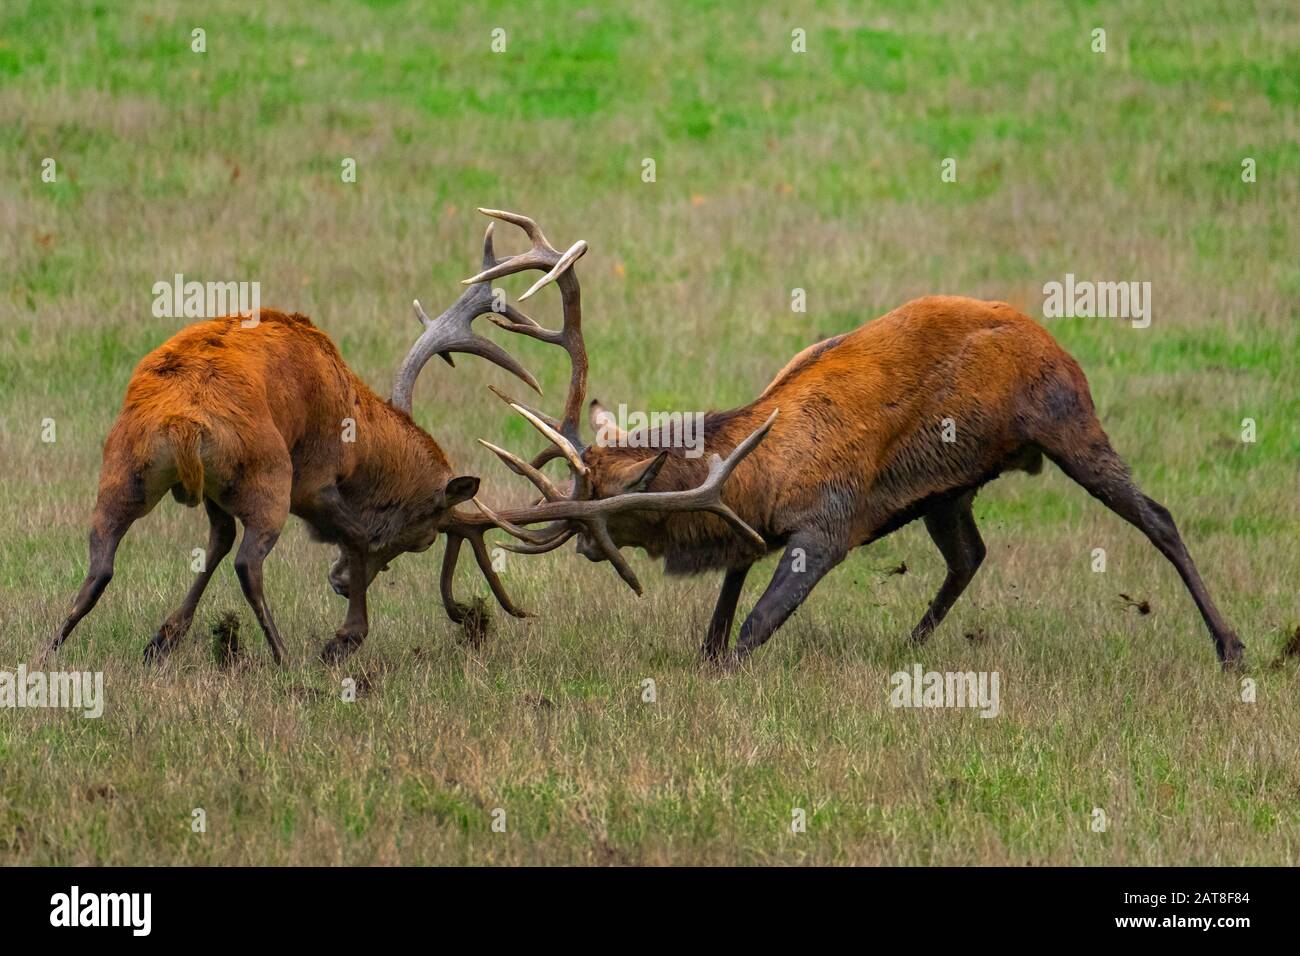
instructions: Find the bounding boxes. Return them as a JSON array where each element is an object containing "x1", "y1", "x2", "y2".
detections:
[
  {"x1": 712, "y1": 649, "x2": 749, "y2": 674},
  {"x1": 320, "y1": 634, "x2": 361, "y2": 664},
  {"x1": 142, "y1": 633, "x2": 173, "y2": 665},
  {"x1": 1219, "y1": 647, "x2": 1246, "y2": 673}
]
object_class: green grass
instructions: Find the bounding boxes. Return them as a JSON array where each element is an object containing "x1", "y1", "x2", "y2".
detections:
[{"x1": 0, "y1": 0, "x2": 1297, "y2": 864}]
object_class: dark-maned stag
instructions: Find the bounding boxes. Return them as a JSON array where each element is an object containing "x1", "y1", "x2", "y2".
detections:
[{"x1": 476, "y1": 226, "x2": 1244, "y2": 669}]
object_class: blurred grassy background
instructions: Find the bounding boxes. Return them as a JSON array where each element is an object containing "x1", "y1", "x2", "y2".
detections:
[{"x1": 0, "y1": 0, "x2": 1297, "y2": 864}]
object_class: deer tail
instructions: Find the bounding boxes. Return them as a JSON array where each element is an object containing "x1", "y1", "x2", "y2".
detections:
[{"x1": 167, "y1": 420, "x2": 206, "y2": 507}]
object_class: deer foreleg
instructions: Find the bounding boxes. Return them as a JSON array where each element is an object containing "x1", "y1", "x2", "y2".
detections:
[
  {"x1": 321, "y1": 546, "x2": 370, "y2": 664},
  {"x1": 733, "y1": 534, "x2": 844, "y2": 661},
  {"x1": 702, "y1": 564, "x2": 751, "y2": 660}
]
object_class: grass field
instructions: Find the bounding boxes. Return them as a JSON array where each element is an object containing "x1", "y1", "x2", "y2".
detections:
[{"x1": 1, "y1": 0, "x2": 1297, "y2": 864}]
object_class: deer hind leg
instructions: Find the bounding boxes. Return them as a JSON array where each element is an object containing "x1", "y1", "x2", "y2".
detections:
[
  {"x1": 39, "y1": 481, "x2": 156, "y2": 664},
  {"x1": 143, "y1": 498, "x2": 237, "y2": 663},
  {"x1": 224, "y1": 457, "x2": 292, "y2": 665},
  {"x1": 232, "y1": 521, "x2": 288, "y2": 665},
  {"x1": 910, "y1": 491, "x2": 986, "y2": 645},
  {"x1": 733, "y1": 534, "x2": 845, "y2": 661},
  {"x1": 702, "y1": 563, "x2": 752, "y2": 661},
  {"x1": 1039, "y1": 418, "x2": 1244, "y2": 667}
]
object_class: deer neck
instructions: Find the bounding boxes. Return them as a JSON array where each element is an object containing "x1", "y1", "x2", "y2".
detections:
[
  {"x1": 613, "y1": 401, "x2": 778, "y2": 574},
  {"x1": 346, "y1": 392, "x2": 452, "y2": 513}
]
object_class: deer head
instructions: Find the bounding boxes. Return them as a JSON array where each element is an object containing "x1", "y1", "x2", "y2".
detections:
[{"x1": 329, "y1": 219, "x2": 565, "y2": 618}]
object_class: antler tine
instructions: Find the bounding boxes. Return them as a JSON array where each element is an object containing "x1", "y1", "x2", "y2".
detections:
[
  {"x1": 465, "y1": 530, "x2": 530, "y2": 617},
  {"x1": 707, "y1": 407, "x2": 780, "y2": 486},
  {"x1": 486, "y1": 383, "x2": 592, "y2": 484},
  {"x1": 488, "y1": 305, "x2": 551, "y2": 339},
  {"x1": 486, "y1": 385, "x2": 561, "y2": 429},
  {"x1": 479, "y1": 207, "x2": 552, "y2": 246},
  {"x1": 511, "y1": 403, "x2": 588, "y2": 476},
  {"x1": 486, "y1": 385, "x2": 570, "y2": 473},
  {"x1": 476, "y1": 439, "x2": 564, "y2": 501},
  {"x1": 527, "y1": 446, "x2": 566, "y2": 471},
  {"x1": 587, "y1": 522, "x2": 643, "y2": 595},
  {"x1": 494, "y1": 528, "x2": 577, "y2": 555},
  {"x1": 519, "y1": 241, "x2": 588, "y2": 301},
  {"x1": 480, "y1": 221, "x2": 497, "y2": 269}
]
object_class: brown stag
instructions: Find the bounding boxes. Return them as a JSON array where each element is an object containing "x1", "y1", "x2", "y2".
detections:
[
  {"x1": 476, "y1": 234, "x2": 1245, "y2": 669},
  {"x1": 40, "y1": 225, "x2": 556, "y2": 666}
]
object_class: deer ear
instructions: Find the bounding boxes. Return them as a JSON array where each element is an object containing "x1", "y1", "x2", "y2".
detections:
[
  {"x1": 443, "y1": 475, "x2": 480, "y2": 507},
  {"x1": 589, "y1": 399, "x2": 626, "y2": 444},
  {"x1": 615, "y1": 450, "x2": 669, "y2": 494}
]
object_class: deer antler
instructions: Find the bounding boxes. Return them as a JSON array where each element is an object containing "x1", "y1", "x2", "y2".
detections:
[
  {"x1": 400, "y1": 216, "x2": 581, "y2": 621},
  {"x1": 477, "y1": 408, "x2": 779, "y2": 595},
  {"x1": 391, "y1": 222, "x2": 547, "y2": 415},
  {"x1": 465, "y1": 208, "x2": 591, "y2": 468},
  {"x1": 447, "y1": 209, "x2": 769, "y2": 598},
  {"x1": 457, "y1": 208, "x2": 776, "y2": 595},
  {"x1": 439, "y1": 505, "x2": 531, "y2": 623},
  {"x1": 427, "y1": 209, "x2": 591, "y2": 618}
]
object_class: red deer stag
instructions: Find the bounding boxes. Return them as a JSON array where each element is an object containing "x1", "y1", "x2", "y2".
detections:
[
  {"x1": 477, "y1": 253, "x2": 1245, "y2": 669},
  {"x1": 40, "y1": 225, "x2": 552, "y2": 666}
]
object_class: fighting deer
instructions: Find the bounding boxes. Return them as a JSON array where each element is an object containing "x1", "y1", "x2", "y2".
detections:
[
  {"x1": 477, "y1": 235, "x2": 1245, "y2": 669},
  {"x1": 40, "y1": 224, "x2": 556, "y2": 666}
]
